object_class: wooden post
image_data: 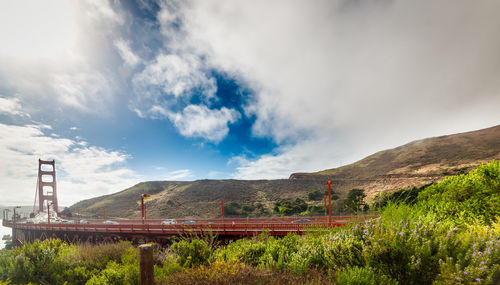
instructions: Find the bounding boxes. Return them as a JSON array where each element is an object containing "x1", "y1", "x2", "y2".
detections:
[{"x1": 139, "y1": 244, "x2": 154, "y2": 285}]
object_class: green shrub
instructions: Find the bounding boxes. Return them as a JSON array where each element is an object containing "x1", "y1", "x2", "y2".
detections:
[
  {"x1": 417, "y1": 160, "x2": 500, "y2": 225},
  {"x1": 170, "y1": 239, "x2": 211, "y2": 267},
  {"x1": 154, "y1": 254, "x2": 183, "y2": 283},
  {"x1": 259, "y1": 234, "x2": 301, "y2": 271},
  {"x1": 213, "y1": 237, "x2": 270, "y2": 266},
  {"x1": 273, "y1": 198, "x2": 308, "y2": 216},
  {"x1": 433, "y1": 222, "x2": 500, "y2": 285},
  {"x1": 161, "y1": 260, "x2": 334, "y2": 285},
  {"x1": 62, "y1": 265, "x2": 97, "y2": 285},
  {"x1": 85, "y1": 247, "x2": 139, "y2": 285},
  {"x1": 0, "y1": 239, "x2": 69, "y2": 284},
  {"x1": 336, "y1": 266, "x2": 398, "y2": 285},
  {"x1": 374, "y1": 184, "x2": 429, "y2": 209},
  {"x1": 343, "y1": 189, "x2": 368, "y2": 213},
  {"x1": 307, "y1": 189, "x2": 323, "y2": 201},
  {"x1": 361, "y1": 218, "x2": 444, "y2": 284},
  {"x1": 0, "y1": 239, "x2": 137, "y2": 285},
  {"x1": 320, "y1": 228, "x2": 365, "y2": 270},
  {"x1": 62, "y1": 241, "x2": 134, "y2": 270}
]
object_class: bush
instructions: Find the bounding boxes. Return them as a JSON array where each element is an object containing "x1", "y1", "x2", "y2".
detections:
[
  {"x1": 0, "y1": 239, "x2": 137, "y2": 285},
  {"x1": 162, "y1": 260, "x2": 334, "y2": 285},
  {"x1": 336, "y1": 266, "x2": 398, "y2": 285},
  {"x1": 374, "y1": 184, "x2": 429, "y2": 209},
  {"x1": 307, "y1": 189, "x2": 323, "y2": 201},
  {"x1": 361, "y1": 218, "x2": 444, "y2": 284},
  {"x1": 62, "y1": 241, "x2": 134, "y2": 270},
  {"x1": 0, "y1": 239, "x2": 69, "y2": 284},
  {"x1": 273, "y1": 198, "x2": 308, "y2": 216},
  {"x1": 306, "y1": 205, "x2": 324, "y2": 215},
  {"x1": 154, "y1": 254, "x2": 183, "y2": 283},
  {"x1": 343, "y1": 189, "x2": 368, "y2": 213},
  {"x1": 417, "y1": 160, "x2": 500, "y2": 225},
  {"x1": 433, "y1": 222, "x2": 500, "y2": 285},
  {"x1": 85, "y1": 247, "x2": 139, "y2": 285},
  {"x1": 213, "y1": 236, "x2": 270, "y2": 266},
  {"x1": 258, "y1": 234, "x2": 303, "y2": 271},
  {"x1": 223, "y1": 202, "x2": 241, "y2": 216},
  {"x1": 170, "y1": 239, "x2": 212, "y2": 267}
]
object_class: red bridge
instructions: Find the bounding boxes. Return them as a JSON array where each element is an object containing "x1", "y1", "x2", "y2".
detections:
[
  {"x1": 3, "y1": 159, "x2": 375, "y2": 246},
  {"x1": 3, "y1": 216, "x2": 375, "y2": 247}
]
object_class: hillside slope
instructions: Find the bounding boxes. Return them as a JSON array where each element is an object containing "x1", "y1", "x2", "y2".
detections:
[{"x1": 70, "y1": 125, "x2": 500, "y2": 219}]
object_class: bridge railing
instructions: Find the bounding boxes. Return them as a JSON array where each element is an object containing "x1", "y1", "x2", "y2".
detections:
[{"x1": 3, "y1": 215, "x2": 378, "y2": 237}]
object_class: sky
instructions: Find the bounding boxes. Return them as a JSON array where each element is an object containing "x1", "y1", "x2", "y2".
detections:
[{"x1": 0, "y1": 0, "x2": 499, "y2": 207}]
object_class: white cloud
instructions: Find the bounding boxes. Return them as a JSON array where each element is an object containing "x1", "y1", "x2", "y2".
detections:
[
  {"x1": 232, "y1": 136, "x2": 358, "y2": 179},
  {"x1": 174, "y1": 0, "x2": 500, "y2": 177},
  {"x1": 0, "y1": 122, "x2": 139, "y2": 206},
  {"x1": 164, "y1": 169, "x2": 194, "y2": 180},
  {"x1": 170, "y1": 105, "x2": 240, "y2": 143},
  {"x1": 83, "y1": 0, "x2": 124, "y2": 26},
  {"x1": 129, "y1": 5, "x2": 235, "y2": 142},
  {"x1": 0, "y1": 0, "x2": 78, "y2": 60},
  {"x1": 207, "y1": 170, "x2": 226, "y2": 179},
  {"x1": 51, "y1": 72, "x2": 112, "y2": 111},
  {"x1": 133, "y1": 53, "x2": 216, "y2": 101},
  {"x1": 0, "y1": 0, "x2": 124, "y2": 114},
  {"x1": 0, "y1": 97, "x2": 28, "y2": 117},
  {"x1": 131, "y1": 51, "x2": 239, "y2": 142},
  {"x1": 114, "y1": 39, "x2": 140, "y2": 67},
  {"x1": 69, "y1": 127, "x2": 78, "y2": 131}
]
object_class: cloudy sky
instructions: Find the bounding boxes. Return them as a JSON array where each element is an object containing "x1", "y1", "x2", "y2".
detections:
[{"x1": 1, "y1": 0, "x2": 499, "y2": 206}]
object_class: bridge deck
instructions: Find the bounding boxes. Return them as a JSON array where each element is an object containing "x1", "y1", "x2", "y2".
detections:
[{"x1": 3, "y1": 215, "x2": 376, "y2": 245}]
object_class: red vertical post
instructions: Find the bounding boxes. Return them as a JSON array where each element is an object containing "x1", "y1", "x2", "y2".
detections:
[
  {"x1": 327, "y1": 181, "x2": 332, "y2": 225},
  {"x1": 141, "y1": 194, "x2": 150, "y2": 224},
  {"x1": 141, "y1": 196, "x2": 144, "y2": 223}
]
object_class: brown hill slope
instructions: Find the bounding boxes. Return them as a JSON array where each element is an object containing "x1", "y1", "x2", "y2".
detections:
[
  {"x1": 291, "y1": 124, "x2": 500, "y2": 197},
  {"x1": 70, "y1": 124, "x2": 500, "y2": 219}
]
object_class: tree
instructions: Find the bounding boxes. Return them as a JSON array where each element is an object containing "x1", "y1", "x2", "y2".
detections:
[
  {"x1": 307, "y1": 189, "x2": 323, "y2": 201},
  {"x1": 60, "y1": 207, "x2": 72, "y2": 218},
  {"x1": 273, "y1": 198, "x2": 308, "y2": 216},
  {"x1": 343, "y1": 189, "x2": 367, "y2": 213},
  {"x1": 223, "y1": 202, "x2": 241, "y2": 216},
  {"x1": 324, "y1": 189, "x2": 340, "y2": 200},
  {"x1": 2, "y1": 234, "x2": 13, "y2": 250}
]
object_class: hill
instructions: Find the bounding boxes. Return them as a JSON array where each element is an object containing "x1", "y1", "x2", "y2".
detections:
[
  {"x1": 70, "y1": 125, "x2": 500, "y2": 219},
  {"x1": 292, "y1": 124, "x2": 500, "y2": 197}
]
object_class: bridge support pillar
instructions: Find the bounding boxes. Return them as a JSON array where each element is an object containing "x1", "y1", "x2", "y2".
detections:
[{"x1": 37, "y1": 159, "x2": 59, "y2": 213}]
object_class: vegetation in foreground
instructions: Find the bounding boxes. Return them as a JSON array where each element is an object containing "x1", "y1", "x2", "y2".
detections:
[{"x1": 0, "y1": 161, "x2": 499, "y2": 284}]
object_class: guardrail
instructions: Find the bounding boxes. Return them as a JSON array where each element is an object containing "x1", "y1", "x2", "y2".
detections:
[{"x1": 3, "y1": 215, "x2": 377, "y2": 237}]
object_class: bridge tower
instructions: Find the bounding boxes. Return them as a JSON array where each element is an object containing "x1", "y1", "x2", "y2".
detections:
[{"x1": 37, "y1": 159, "x2": 59, "y2": 213}]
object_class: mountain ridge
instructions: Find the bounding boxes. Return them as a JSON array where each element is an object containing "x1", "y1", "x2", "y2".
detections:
[{"x1": 70, "y1": 124, "x2": 500, "y2": 219}]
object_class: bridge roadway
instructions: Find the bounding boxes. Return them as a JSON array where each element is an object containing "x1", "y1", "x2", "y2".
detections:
[{"x1": 3, "y1": 215, "x2": 376, "y2": 246}]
